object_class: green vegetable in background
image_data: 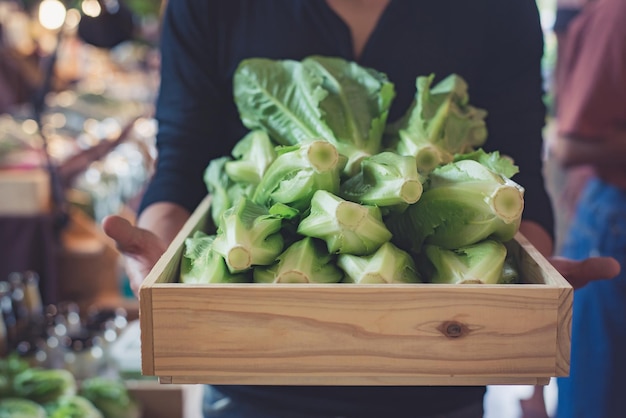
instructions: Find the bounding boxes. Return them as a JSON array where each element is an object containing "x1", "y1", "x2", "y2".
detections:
[
  {"x1": 0, "y1": 354, "x2": 29, "y2": 398},
  {"x1": 0, "y1": 359, "x2": 141, "y2": 418},
  {"x1": 45, "y1": 395, "x2": 103, "y2": 418},
  {"x1": 0, "y1": 398, "x2": 47, "y2": 418},
  {"x1": 79, "y1": 378, "x2": 141, "y2": 418},
  {"x1": 12, "y1": 368, "x2": 76, "y2": 405}
]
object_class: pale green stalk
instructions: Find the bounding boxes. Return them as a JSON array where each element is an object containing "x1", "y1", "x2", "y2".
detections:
[
  {"x1": 297, "y1": 190, "x2": 392, "y2": 255},
  {"x1": 254, "y1": 237, "x2": 343, "y2": 284},
  {"x1": 338, "y1": 242, "x2": 421, "y2": 284}
]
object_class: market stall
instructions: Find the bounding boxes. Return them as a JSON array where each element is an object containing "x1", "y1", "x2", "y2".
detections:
[{"x1": 0, "y1": 1, "x2": 205, "y2": 416}]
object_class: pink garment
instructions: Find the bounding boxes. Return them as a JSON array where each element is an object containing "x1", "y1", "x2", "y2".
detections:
[{"x1": 556, "y1": 0, "x2": 626, "y2": 189}]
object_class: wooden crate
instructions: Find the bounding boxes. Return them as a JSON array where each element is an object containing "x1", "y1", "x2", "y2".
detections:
[{"x1": 139, "y1": 195, "x2": 572, "y2": 386}]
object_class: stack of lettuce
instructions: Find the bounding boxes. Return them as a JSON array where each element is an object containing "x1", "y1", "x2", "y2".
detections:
[
  {"x1": 180, "y1": 56, "x2": 525, "y2": 286},
  {"x1": 0, "y1": 354, "x2": 140, "y2": 418}
]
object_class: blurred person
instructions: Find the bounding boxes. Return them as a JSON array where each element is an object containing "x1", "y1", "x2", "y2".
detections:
[
  {"x1": 521, "y1": 2, "x2": 593, "y2": 416},
  {"x1": 547, "y1": 0, "x2": 626, "y2": 417},
  {"x1": 102, "y1": 1, "x2": 620, "y2": 417}
]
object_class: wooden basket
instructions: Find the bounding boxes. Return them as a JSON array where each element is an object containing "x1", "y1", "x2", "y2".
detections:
[{"x1": 140, "y1": 195, "x2": 572, "y2": 386}]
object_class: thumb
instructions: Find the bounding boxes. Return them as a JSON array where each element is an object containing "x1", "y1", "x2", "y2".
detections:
[
  {"x1": 102, "y1": 215, "x2": 166, "y2": 264},
  {"x1": 550, "y1": 256, "x2": 621, "y2": 290}
]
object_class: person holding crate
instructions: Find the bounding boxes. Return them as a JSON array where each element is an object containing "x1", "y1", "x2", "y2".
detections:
[
  {"x1": 546, "y1": 0, "x2": 626, "y2": 417},
  {"x1": 103, "y1": 1, "x2": 621, "y2": 417}
]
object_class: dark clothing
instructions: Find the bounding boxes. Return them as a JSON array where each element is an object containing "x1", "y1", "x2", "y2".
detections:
[
  {"x1": 203, "y1": 385, "x2": 485, "y2": 418},
  {"x1": 141, "y1": 0, "x2": 551, "y2": 416},
  {"x1": 141, "y1": 0, "x2": 553, "y2": 236}
]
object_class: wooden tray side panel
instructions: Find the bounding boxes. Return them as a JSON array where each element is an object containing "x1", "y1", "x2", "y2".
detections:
[
  {"x1": 166, "y1": 375, "x2": 552, "y2": 386},
  {"x1": 556, "y1": 287, "x2": 573, "y2": 376},
  {"x1": 513, "y1": 232, "x2": 572, "y2": 377},
  {"x1": 140, "y1": 196, "x2": 211, "y2": 375},
  {"x1": 148, "y1": 284, "x2": 562, "y2": 385}
]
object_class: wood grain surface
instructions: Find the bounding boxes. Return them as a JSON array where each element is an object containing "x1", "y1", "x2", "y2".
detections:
[{"x1": 140, "y1": 195, "x2": 572, "y2": 386}]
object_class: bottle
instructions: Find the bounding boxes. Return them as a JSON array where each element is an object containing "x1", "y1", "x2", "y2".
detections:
[
  {"x1": 22, "y1": 271, "x2": 46, "y2": 343},
  {"x1": 7, "y1": 272, "x2": 29, "y2": 342},
  {"x1": 0, "y1": 281, "x2": 15, "y2": 354},
  {"x1": 23, "y1": 271, "x2": 44, "y2": 320}
]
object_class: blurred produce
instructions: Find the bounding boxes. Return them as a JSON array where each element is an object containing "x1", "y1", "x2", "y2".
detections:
[{"x1": 0, "y1": 270, "x2": 142, "y2": 418}]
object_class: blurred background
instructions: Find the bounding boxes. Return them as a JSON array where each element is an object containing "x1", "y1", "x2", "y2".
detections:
[{"x1": 0, "y1": 0, "x2": 572, "y2": 417}]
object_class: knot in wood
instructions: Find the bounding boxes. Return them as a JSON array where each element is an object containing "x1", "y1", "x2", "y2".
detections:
[{"x1": 439, "y1": 321, "x2": 467, "y2": 338}]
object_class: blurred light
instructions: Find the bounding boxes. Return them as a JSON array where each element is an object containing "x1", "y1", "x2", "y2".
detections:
[
  {"x1": 54, "y1": 323, "x2": 67, "y2": 336},
  {"x1": 35, "y1": 350, "x2": 47, "y2": 363},
  {"x1": 102, "y1": 0, "x2": 120, "y2": 14},
  {"x1": 38, "y1": 0, "x2": 67, "y2": 31},
  {"x1": 53, "y1": 91, "x2": 78, "y2": 107},
  {"x1": 104, "y1": 329, "x2": 117, "y2": 342},
  {"x1": 47, "y1": 336, "x2": 59, "y2": 349},
  {"x1": 81, "y1": 0, "x2": 102, "y2": 18},
  {"x1": 65, "y1": 8, "x2": 82, "y2": 29},
  {"x1": 91, "y1": 345, "x2": 104, "y2": 359},
  {"x1": 83, "y1": 118, "x2": 100, "y2": 135},
  {"x1": 85, "y1": 166, "x2": 102, "y2": 184},
  {"x1": 48, "y1": 113, "x2": 67, "y2": 129},
  {"x1": 134, "y1": 117, "x2": 158, "y2": 138},
  {"x1": 21, "y1": 119, "x2": 39, "y2": 135}
]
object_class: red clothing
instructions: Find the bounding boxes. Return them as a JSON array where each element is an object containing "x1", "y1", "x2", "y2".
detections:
[{"x1": 556, "y1": 0, "x2": 626, "y2": 189}]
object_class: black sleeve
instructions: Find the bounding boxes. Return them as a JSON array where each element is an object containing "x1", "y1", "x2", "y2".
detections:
[
  {"x1": 139, "y1": 0, "x2": 230, "y2": 215},
  {"x1": 472, "y1": 0, "x2": 555, "y2": 238}
]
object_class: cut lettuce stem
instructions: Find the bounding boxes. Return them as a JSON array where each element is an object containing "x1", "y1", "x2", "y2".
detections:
[
  {"x1": 212, "y1": 197, "x2": 284, "y2": 272},
  {"x1": 385, "y1": 158, "x2": 525, "y2": 251},
  {"x1": 180, "y1": 231, "x2": 249, "y2": 283},
  {"x1": 338, "y1": 242, "x2": 421, "y2": 284},
  {"x1": 422, "y1": 239, "x2": 508, "y2": 284},
  {"x1": 489, "y1": 180, "x2": 525, "y2": 223},
  {"x1": 398, "y1": 141, "x2": 446, "y2": 174},
  {"x1": 340, "y1": 151, "x2": 424, "y2": 207},
  {"x1": 305, "y1": 139, "x2": 340, "y2": 171},
  {"x1": 297, "y1": 190, "x2": 392, "y2": 255},
  {"x1": 252, "y1": 140, "x2": 343, "y2": 210},
  {"x1": 253, "y1": 237, "x2": 343, "y2": 284}
]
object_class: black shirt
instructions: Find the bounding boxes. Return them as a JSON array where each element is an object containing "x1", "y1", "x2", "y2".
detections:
[{"x1": 141, "y1": 0, "x2": 552, "y2": 416}]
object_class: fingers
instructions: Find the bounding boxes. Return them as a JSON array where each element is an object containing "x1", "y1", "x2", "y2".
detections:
[
  {"x1": 550, "y1": 256, "x2": 621, "y2": 289},
  {"x1": 102, "y1": 215, "x2": 168, "y2": 298},
  {"x1": 579, "y1": 256, "x2": 621, "y2": 280},
  {"x1": 102, "y1": 215, "x2": 166, "y2": 259},
  {"x1": 102, "y1": 215, "x2": 142, "y2": 255}
]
